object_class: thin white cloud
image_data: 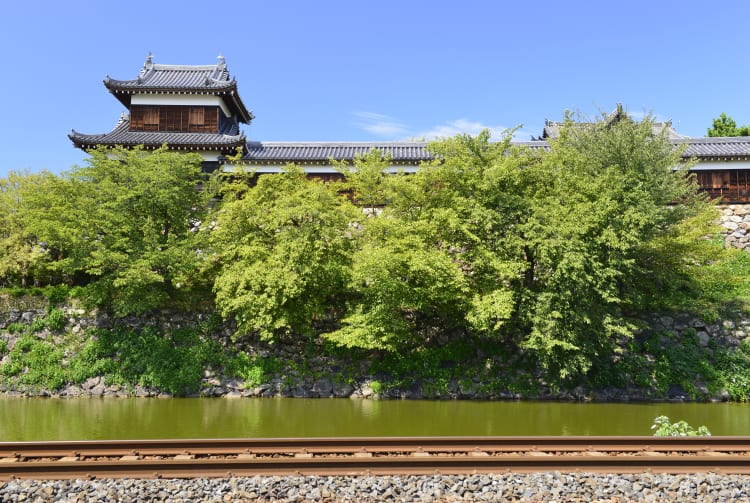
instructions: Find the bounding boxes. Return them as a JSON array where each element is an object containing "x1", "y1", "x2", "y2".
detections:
[
  {"x1": 354, "y1": 112, "x2": 537, "y2": 142},
  {"x1": 354, "y1": 112, "x2": 409, "y2": 137},
  {"x1": 626, "y1": 110, "x2": 670, "y2": 124},
  {"x1": 413, "y1": 119, "x2": 519, "y2": 142}
]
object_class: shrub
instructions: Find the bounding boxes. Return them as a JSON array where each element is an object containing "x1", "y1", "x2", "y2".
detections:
[
  {"x1": 224, "y1": 352, "x2": 282, "y2": 388},
  {"x1": 45, "y1": 308, "x2": 66, "y2": 331},
  {"x1": 651, "y1": 415, "x2": 711, "y2": 436},
  {"x1": 715, "y1": 339, "x2": 750, "y2": 401},
  {"x1": 45, "y1": 285, "x2": 70, "y2": 307}
]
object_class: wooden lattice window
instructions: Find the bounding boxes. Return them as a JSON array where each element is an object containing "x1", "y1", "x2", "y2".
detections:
[
  {"x1": 130, "y1": 106, "x2": 219, "y2": 133},
  {"x1": 189, "y1": 107, "x2": 205, "y2": 127},
  {"x1": 143, "y1": 107, "x2": 159, "y2": 130}
]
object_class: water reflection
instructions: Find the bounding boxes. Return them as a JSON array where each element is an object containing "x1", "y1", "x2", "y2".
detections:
[{"x1": 0, "y1": 397, "x2": 747, "y2": 441}]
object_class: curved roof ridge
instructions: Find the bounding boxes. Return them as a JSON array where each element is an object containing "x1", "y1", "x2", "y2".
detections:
[{"x1": 70, "y1": 115, "x2": 246, "y2": 152}]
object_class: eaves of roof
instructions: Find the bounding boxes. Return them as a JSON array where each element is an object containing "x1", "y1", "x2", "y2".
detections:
[
  {"x1": 242, "y1": 142, "x2": 436, "y2": 163},
  {"x1": 69, "y1": 115, "x2": 246, "y2": 152}
]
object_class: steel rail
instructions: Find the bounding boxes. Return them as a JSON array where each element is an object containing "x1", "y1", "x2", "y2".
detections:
[{"x1": 2, "y1": 436, "x2": 750, "y2": 480}]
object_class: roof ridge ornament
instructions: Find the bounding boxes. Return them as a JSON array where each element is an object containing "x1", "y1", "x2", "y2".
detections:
[
  {"x1": 215, "y1": 54, "x2": 228, "y2": 81},
  {"x1": 139, "y1": 52, "x2": 154, "y2": 78}
]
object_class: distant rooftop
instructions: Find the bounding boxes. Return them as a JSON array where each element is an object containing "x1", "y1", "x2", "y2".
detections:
[{"x1": 539, "y1": 104, "x2": 690, "y2": 141}]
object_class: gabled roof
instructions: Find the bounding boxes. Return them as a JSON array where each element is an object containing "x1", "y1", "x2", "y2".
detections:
[
  {"x1": 540, "y1": 104, "x2": 690, "y2": 141},
  {"x1": 69, "y1": 113, "x2": 246, "y2": 153},
  {"x1": 103, "y1": 54, "x2": 254, "y2": 123},
  {"x1": 243, "y1": 142, "x2": 435, "y2": 164}
]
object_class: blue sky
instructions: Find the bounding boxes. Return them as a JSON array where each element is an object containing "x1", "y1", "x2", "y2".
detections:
[{"x1": 2, "y1": 1, "x2": 749, "y2": 179}]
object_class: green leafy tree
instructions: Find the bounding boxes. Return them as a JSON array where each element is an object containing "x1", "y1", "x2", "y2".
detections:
[
  {"x1": 322, "y1": 119, "x2": 713, "y2": 382},
  {"x1": 515, "y1": 117, "x2": 713, "y2": 379},
  {"x1": 332, "y1": 149, "x2": 393, "y2": 212},
  {"x1": 208, "y1": 117, "x2": 714, "y2": 383},
  {"x1": 325, "y1": 136, "x2": 522, "y2": 351},
  {"x1": 20, "y1": 146, "x2": 210, "y2": 315},
  {"x1": 211, "y1": 166, "x2": 359, "y2": 342},
  {"x1": 0, "y1": 172, "x2": 49, "y2": 287},
  {"x1": 324, "y1": 209, "x2": 472, "y2": 350},
  {"x1": 707, "y1": 112, "x2": 750, "y2": 137}
]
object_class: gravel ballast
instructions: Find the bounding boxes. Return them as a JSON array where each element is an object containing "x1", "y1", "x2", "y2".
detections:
[{"x1": 3, "y1": 473, "x2": 750, "y2": 502}]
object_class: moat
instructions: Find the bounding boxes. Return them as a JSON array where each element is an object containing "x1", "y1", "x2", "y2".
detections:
[{"x1": 2, "y1": 398, "x2": 749, "y2": 440}]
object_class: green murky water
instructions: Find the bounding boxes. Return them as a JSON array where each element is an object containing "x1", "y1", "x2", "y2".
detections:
[{"x1": 1, "y1": 398, "x2": 748, "y2": 440}]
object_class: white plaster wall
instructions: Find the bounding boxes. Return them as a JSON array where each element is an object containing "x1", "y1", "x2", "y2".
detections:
[
  {"x1": 688, "y1": 160, "x2": 750, "y2": 171},
  {"x1": 229, "y1": 164, "x2": 420, "y2": 174}
]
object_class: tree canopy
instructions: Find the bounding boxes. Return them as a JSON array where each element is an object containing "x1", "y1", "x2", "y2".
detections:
[
  {"x1": 208, "y1": 116, "x2": 719, "y2": 381},
  {"x1": 0, "y1": 116, "x2": 734, "y2": 383},
  {"x1": 707, "y1": 113, "x2": 750, "y2": 137},
  {"x1": 0, "y1": 146, "x2": 211, "y2": 314}
]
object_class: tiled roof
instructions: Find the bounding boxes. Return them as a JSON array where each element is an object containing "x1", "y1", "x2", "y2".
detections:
[
  {"x1": 243, "y1": 142, "x2": 436, "y2": 163},
  {"x1": 103, "y1": 54, "x2": 253, "y2": 123},
  {"x1": 69, "y1": 114, "x2": 246, "y2": 152},
  {"x1": 676, "y1": 137, "x2": 750, "y2": 159},
  {"x1": 243, "y1": 138, "x2": 750, "y2": 164}
]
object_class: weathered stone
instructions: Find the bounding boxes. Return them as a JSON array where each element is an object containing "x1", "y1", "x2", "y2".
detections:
[
  {"x1": 222, "y1": 378, "x2": 243, "y2": 390},
  {"x1": 82, "y1": 377, "x2": 101, "y2": 391},
  {"x1": 90, "y1": 384, "x2": 106, "y2": 396},
  {"x1": 706, "y1": 323, "x2": 722, "y2": 336},
  {"x1": 311, "y1": 378, "x2": 333, "y2": 396},
  {"x1": 697, "y1": 331, "x2": 710, "y2": 347},
  {"x1": 63, "y1": 385, "x2": 82, "y2": 397},
  {"x1": 293, "y1": 385, "x2": 310, "y2": 398},
  {"x1": 659, "y1": 316, "x2": 674, "y2": 328},
  {"x1": 134, "y1": 386, "x2": 150, "y2": 397},
  {"x1": 333, "y1": 382, "x2": 354, "y2": 397}
]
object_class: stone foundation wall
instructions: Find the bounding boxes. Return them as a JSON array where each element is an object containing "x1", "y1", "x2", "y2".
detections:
[
  {"x1": 1, "y1": 301, "x2": 748, "y2": 401},
  {"x1": 719, "y1": 204, "x2": 750, "y2": 250}
]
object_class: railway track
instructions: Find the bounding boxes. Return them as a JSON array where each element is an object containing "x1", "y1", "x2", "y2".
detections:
[{"x1": 2, "y1": 436, "x2": 750, "y2": 480}]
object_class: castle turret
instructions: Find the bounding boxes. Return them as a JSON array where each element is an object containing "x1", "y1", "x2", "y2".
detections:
[{"x1": 69, "y1": 54, "x2": 253, "y2": 168}]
